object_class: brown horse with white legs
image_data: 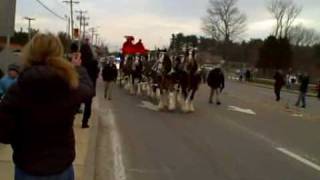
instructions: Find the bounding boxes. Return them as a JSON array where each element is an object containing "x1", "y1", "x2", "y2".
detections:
[{"x1": 177, "y1": 50, "x2": 202, "y2": 112}]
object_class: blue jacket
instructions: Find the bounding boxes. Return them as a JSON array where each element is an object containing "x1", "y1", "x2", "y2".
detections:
[{"x1": 0, "y1": 76, "x2": 17, "y2": 96}]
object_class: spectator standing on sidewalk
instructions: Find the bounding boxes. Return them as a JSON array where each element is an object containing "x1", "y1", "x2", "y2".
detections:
[
  {"x1": 296, "y1": 73, "x2": 310, "y2": 108},
  {"x1": 273, "y1": 70, "x2": 285, "y2": 101},
  {"x1": 207, "y1": 67, "x2": 225, "y2": 105},
  {"x1": 0, "y1": 64, "x2": 19, "y2": 98},
  {"x1": 80, "y1": 39, "x2": 100, "y2": 128},
  {"x1": 0, "y1": 33, "x2": 93, "y2": 180},
  {"x1": 102, "y1": 57, "x2": 118, "y2": 100}
]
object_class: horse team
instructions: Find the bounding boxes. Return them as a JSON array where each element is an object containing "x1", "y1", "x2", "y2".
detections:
[{"x1": 118, "y1": 49, "x2": 202, "y2": 113}]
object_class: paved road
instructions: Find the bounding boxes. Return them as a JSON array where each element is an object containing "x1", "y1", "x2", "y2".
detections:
[{"x1": 94, "y1": 80, "x2": 320, "y2": 180}]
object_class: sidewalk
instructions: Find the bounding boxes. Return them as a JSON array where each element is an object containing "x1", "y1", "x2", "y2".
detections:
[{"x1": 0, "y1": 109, "x2": 98, "y2": 180}]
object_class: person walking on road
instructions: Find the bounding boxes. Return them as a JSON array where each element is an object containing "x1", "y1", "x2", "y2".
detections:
[
  {"x1": 0, "y1": 64, "x2": 19, "y2": 98},
  {"x1": 207, "y1": 67, "x2": 225, "y2": 105},
  {"x1": 273, "y1": 70, "x2": 285, "y2": 101},
  {"x1": 0, "y1": 33, "x2": 94, "y2": 180},
  {"x1": 102, "y1": 57, "x2": 118, "y2": 100},
  {"x1": 80, "y1": 39, "x2": 100, "y2": 128},
  {"x1": 296, "y1": 73, "x2": 310, "y2": 108}
]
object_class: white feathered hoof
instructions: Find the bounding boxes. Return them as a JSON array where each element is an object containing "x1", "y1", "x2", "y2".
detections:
[
  {"x1": 130, "y1": 86, "x2": 135, "y2": 95},
  {"x1": 158, "y1": 96, "x2": 165, "y2": 111},
  {"x1": 182, "y1": 100, "x2": 190, "y2": 113},
  {"x1": 137, "y1": 84, "x2": 142, "y2": 96},
  {"x1": 142, "y1": 83, "x2": 147, "y2": 92},
  {"x1": 146, "y1": 85, "x2": 151, "y2": 97},
  {"x1": 189, "y1": 101, "x2": 195, "y2": 112},
  {"x1": 156, "y1": 89, "x2": 161, "y2": 100},
  {"x1": 163, "y1": 93, "x2": 169, "y2": 108},
  {"x1": 168, "y1": 92, "x2": 176, "y2": 111},
  {"x1": 177, "y1": 95, "x2": 184, "y2": 108},
  {"x1": 125, "y1": 82, "x2": 130, "y2": 90},
  {"x1": 150, "y1": 90, "x2": 155, "y2": 99}
]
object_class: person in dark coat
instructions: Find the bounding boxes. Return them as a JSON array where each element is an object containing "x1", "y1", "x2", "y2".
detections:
[
  {"x1": 273, "y1": 70, "x2": 285, "y2": 101},
  {"x1": 0, "y1": 33, "x2": 94, "y2": 179},
  {"x1": 207, "y1": 67, "x2": 225, "y2": 105},
  {"x1": 102, "y1": 58, "x2": 118, "y2": 100},
  {"x1": 296, "y1": 73, "x2": 310, "y2": 108},
  {"x1": 80, "y1": 39, "x2": 100, "y2": 128}
]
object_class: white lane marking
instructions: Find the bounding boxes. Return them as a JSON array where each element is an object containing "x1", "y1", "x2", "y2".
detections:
[
  {"x1": 228, "y1": 106, "x2": 256, "y2": 115},
  {"x1": 138, "y1": 101, "x2": 159, "y2": 111},
  {"x1": 106, "y1": 108, "x2": 127, "y2": 180},
  {"x1": 277, "y1": 148, "x2": 320, "y2": 172}
]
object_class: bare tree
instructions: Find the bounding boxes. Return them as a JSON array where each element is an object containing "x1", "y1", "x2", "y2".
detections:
[
  {"x1": 267, "y1": 0, "x2": 302, "y2": 38},
  {"x1": 202, "y1": 0, "x2": 247, "y2": 42},
  {"x1": 288, "y1": 24, "x2": 320, "y2": 46}
]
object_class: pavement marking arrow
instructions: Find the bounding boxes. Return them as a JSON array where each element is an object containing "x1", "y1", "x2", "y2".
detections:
[
  {"x1": 228, "y1": 106, "x2": 256, "y2": 115},
  {"x1": 138, "y1": 101, "x2": 159, "y2": 111}
]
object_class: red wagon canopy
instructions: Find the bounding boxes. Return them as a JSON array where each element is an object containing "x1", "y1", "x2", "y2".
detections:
[{"x1": 122, "y1": 36, "x2": 148, "y2": 55}]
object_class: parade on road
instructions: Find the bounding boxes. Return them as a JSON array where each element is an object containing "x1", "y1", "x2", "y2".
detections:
[{"x1": 1, "y1": 0, "x2": 320, "y2": 180}]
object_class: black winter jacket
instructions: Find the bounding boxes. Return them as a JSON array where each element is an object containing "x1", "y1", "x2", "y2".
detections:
[
  {"x1": 0, "y1": 65, "x2": 93, "y2": 176},
  {"x1": 207, "y1": 68, "x2": 225, "y2": 89},
  {"x1": 102, "y1": 64, "x2": 118, "y2": 82}
]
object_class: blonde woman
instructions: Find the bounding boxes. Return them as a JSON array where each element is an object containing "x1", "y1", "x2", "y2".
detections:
[{"x1": 0, "y1": 33, "x2": 94, "y2": 180}]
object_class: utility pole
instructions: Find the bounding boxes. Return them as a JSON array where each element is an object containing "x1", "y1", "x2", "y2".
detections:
[
  {"x1": 88, "y1": 27, "x2": 97, "y2": 44},
  {"x1": 94, "y1": 33, "x2": 99, "y2": 46},
  {"x1": 64, "y1": 15, "x2": 70, "y2": 38},
  {"x1": 75, "y1": 10, "x2": 87, "y2": 40},
  {"x1": 24, "y1": 17, "x2": 35, "y2": 40},
  {"x1": 63, "y1": 0, "x2": 79, "y2": 40},
  {"x1": 82, "y1": 16, "x2": 89, "y2": 40}
]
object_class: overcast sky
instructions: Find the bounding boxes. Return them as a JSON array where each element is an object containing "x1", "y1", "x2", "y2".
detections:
[{"x1": 15, "y1": 0, "x2": 320, "y2": 51}]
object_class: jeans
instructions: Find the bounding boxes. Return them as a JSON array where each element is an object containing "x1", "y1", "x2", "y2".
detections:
[
  {"x1": 296, "y1": 92, "x2": 306, "y2": 107},
  {"x1": 274, "y1": 87, "x2": 281, "y2": 101},
  {"x1": 104, "y1": 81, "x2": 114, "y2": 99},
  {"x1": 209, "y1": 88, "x2": 221, "y2": 103},
  {"x1": 15, "y1": 166, "x2": 74, "y2": 180}
]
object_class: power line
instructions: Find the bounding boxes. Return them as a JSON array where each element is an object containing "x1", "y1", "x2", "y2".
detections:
[{"x1": 34, "y1": 0, "x2": 67, "y2": 21}]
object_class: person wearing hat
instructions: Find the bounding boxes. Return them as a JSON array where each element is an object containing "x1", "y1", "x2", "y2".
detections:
[{"x1": 0, "y1": 64, "x2": 19, "y2": 98}]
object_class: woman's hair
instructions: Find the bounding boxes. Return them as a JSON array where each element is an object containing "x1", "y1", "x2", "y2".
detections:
[{"x1": 22, "y1": 33, "x2": 79, "y2": 88}]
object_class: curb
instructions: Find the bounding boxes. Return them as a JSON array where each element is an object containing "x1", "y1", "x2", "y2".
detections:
[{"x1": 82, "y1": 101, "x2": 100, "y2": 180}]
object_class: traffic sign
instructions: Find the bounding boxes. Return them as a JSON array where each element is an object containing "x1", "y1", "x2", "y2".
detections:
[{"x1": 0, "y1": 0, "x2": 16, "y2": 37}]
